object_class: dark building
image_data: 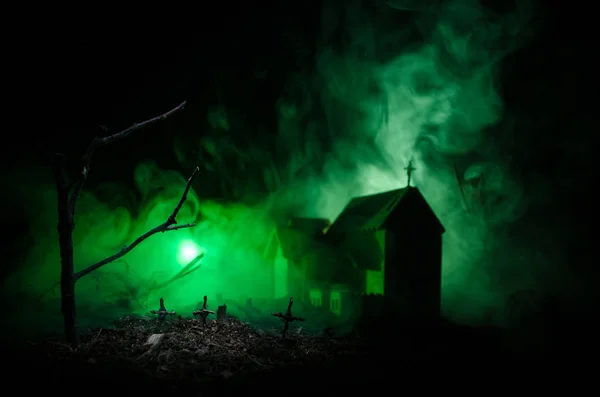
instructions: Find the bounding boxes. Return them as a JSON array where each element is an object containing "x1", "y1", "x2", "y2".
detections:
[{"x1": 264, "y1": 186, "x2": 445, "y2": 322}]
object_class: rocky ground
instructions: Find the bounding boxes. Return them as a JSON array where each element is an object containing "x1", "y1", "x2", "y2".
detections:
[
  {"x1": 5, "y1": 314, "x2": 579, "y2": 394},
  {"x1": 7, "y1": 316, "x2": 371, "y2": 394}
]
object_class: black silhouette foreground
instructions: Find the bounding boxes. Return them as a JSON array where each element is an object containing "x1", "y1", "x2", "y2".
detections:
[
  {"x1": 12, "y1": 316, "x2": 361, "y2": 392},
  {"x1": 193, "y1": 295, "x2": 215, "y2": 325},
  {"x1": 4, "y1": 307, "x2": 555, "y2": 393},
  {"x1": 37, "y1": 101, "x2": 199, "y2": 346},
  {"x1": 272, "y1": 298, "x2": 305, "y2": 339}
]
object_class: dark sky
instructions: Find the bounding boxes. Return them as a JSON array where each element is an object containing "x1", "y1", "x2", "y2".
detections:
[
  {"x1": 6, "y1": 3, "x2": 320, "y2": 166},
  {"x1": 2, "y1": 1, "x2": 598, "y2": 302},
  {"x1": 1, "y1": 3, "x2": 322, "y2": 277}
]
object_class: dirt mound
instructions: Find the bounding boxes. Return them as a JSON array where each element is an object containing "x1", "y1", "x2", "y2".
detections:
[{"x1": 17, "y1": 316, "x2": 358, "y2": 387}]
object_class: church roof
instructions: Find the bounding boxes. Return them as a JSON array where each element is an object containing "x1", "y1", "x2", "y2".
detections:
[
  {"x1": 325, "y1": 186, "x2": 443, "y2": 235},
  {"x1": 325, "y1": 188, "x2": 408, "y2": 235}
]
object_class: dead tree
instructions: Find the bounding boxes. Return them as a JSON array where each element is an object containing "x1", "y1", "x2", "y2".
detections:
[{"x1": 42, "y1": 101, "x2": 199, "y2": 346}]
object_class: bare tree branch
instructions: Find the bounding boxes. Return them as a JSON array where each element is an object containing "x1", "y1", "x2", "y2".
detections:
[
  {"x1": 151, "y1": 253, "x2": 204, "y2": 291},
  {"x1": 166, "y1": 223, "x2": 196, "y2": 231},
  {"x1": 73, "y1": 166, "x2": 200, "y2": 281},
  {"x1": 69, "y1": 101, "x2": 187, "y2": 226}
]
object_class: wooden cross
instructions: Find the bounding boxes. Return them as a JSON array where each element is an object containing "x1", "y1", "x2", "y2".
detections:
[
  {"x1": 193, "y1": 295, "x2": 215, "y2": 325},
  {"x1": 272, "y1": 297, "x2": 304, "y2": 339},
  {"x1": 150, "y1": 297, "x2": 176, "y2": 320},
  {"x1": 404, "y1": 159, "x2": 416, "y2": 187}
]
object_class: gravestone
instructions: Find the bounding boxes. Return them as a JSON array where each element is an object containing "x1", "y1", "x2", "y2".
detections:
[{"x1": 217, "y1": 304, "x2": 227, "y2": 323}]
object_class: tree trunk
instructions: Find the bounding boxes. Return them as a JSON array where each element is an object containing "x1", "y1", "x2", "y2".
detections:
[{"x1": 52, "y1": 154, "x2": 79, "y2": 346}]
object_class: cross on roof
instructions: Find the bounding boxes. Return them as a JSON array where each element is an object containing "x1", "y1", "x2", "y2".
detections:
[{"x1": 404, "y1": 159, "x2": 416, "y2": 187}]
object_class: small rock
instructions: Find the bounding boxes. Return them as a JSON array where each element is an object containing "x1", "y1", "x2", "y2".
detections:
[{"x1": 145, "y1": 333, "x2": 164, "y2": 347}]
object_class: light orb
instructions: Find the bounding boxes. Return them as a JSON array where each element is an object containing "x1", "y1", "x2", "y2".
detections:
[{"x1": 177, "y1": 239, "x2": 202, "y2": 266}]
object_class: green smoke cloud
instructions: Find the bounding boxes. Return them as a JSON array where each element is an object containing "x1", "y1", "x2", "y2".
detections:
[
  {"x1": 4, "y1": 0, "x2": 544, "y2": 337},
  {"x1": 180, "y1": 0, "x2": 540, "y2": 324},
  {"x1": 3, "y1": 159, "x2": 290, "y2": 336},
  {"x1": 266, "y1": 0, "x2": 537, "y2": 323}
]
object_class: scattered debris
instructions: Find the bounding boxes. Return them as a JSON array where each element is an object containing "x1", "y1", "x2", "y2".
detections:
[
  {"x1": 193, "y1": 296, "x2": 215, "y2": 325},
  {"x1": 27, "y1": 316, "x2": 356, "y2": 387},
  {"x1": 272, "y1": 297, "x2": 305, "y2": 339},
  {"x1": 150, "y1": 298, "x2": 176, "y2": 320}
]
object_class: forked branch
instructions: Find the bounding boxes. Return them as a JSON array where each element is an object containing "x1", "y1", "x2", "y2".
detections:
[
  {"x1": 69, "y1": 101, "x2": 187, "y2": 223},
  {"x1": 74, "y1": 166, "x2": 200, "y2": 281}
]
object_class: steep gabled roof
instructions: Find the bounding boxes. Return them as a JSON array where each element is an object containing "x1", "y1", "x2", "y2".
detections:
[
  {"x1": 325, "y1": 188, "x2": 409, "y2": 235},
  {"x1": 325, "y1": 186, "x2": 444, "y2": 235}
]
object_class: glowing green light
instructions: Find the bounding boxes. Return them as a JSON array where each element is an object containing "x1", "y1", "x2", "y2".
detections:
[
  {"x1": 177, "y1": 239, "x2": 202, "y2": 266},
  {"x1": 309, "y1": 289, "x2": 322, "y2": 306},
  {"x1": 330, "y1": 291, "x2": 341, "y2": 315}
]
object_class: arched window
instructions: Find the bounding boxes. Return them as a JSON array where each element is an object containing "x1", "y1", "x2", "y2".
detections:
[
  {"x1": 330, "y1": 291, "x2": 341, "y2": 315},
  {"x1": 309, "y1": 289, "x2": 322, "y2": 306}
]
